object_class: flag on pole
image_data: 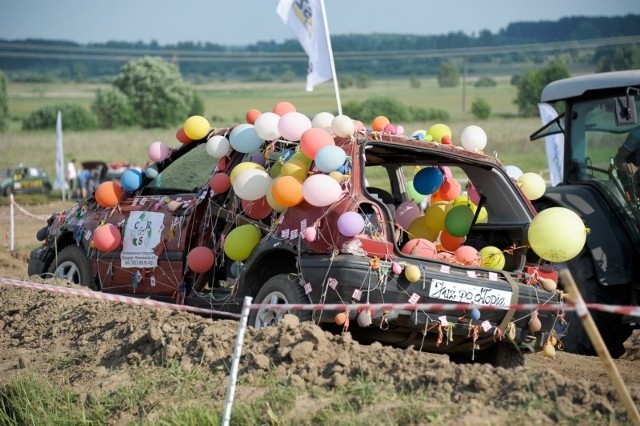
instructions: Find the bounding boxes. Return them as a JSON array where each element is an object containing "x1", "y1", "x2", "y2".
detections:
[
  {"x1": 538, "y1": 103, "x2": 564, "y2": 187},
  {"x1": 277, "y1": 0, "x2": 333, "y2": 91},
  {"x1": 54, "y1": 110, "x2": 67, "y2": 200}
]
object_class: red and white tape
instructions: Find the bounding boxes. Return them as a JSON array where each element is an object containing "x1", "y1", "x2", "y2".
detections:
[{"x1": 10, "y1": 199, "x2": 50, "y2": 221}]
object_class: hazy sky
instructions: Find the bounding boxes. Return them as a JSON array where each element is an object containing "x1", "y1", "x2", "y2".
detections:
[{"x1": 1, "y1": 0, "x2": 638, "y2": 46}]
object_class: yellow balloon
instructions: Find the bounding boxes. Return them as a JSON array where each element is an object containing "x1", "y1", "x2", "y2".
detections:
[
  {"x1": 518, "y1": 172, "x2": 546, "y2": 200},
  {"x1": 408, "y1": 215, "x2": 439, "y2": 242},
  {"x1": 424, "y1": 201, "x2": 449, "y2": 231},
  {"x1": 404, "y1": 264, "x2": 421, "y2": 282},
  {"x1": 479, "y1": 246, "x2": 505, "y2": 270},
  {"x1": 224, "y1": 224, "x2": 261, "y2": 261},
  {"x1": 329, "y1": 171, "x2": 345, "y2": 183},
  {"x1": 280, "y1": 159, "x2": 309, "y2": 182},
  {"x1": 266, "y1": 181, "x2": 287, "y2": 212},
  {"x1": 528, "y1": 207, "x2": 588, "y2": 262},
  {"x1": 230, "y1": 162, "x2": 264, "y2": 184},
  {"x1": 427, "y1": 123, "x2": 452, "y2": 143},
  {"x1": 183, "y1": 115, "x2": 211, "y2": 140}
]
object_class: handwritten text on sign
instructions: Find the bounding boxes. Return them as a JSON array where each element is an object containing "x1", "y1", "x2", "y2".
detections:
[{"x1": 429, "y1": 279, "x2": 512, "y2": 309}]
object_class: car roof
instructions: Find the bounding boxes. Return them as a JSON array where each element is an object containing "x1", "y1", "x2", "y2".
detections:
[{"x1": 541, "y1": 70, "x2": 640, "y2": 103}]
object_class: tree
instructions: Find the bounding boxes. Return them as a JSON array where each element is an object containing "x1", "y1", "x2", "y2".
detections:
[
  {"x1": 471, "y1": 98, "x2": 491, "y2": 119},
  {"x1": 437, "y1": 61, "x2": 460, "y2": 88},
  {"x1": 594, "y1": 45, "x2": 640, "y2": 72},
  {"x1": 409, "y1": 74, "x2": 421, "y2": 89},
  {"x1": 514, "y1": 58, "x2": 570, "y2": 116},
  {"x1": 0, "y1": 70, "x2": 8, "y2": 132},
  {"x1": 22, "y1": 103, "x2": 97, "y2": 130},
  {"x1": 113, "y1": 56, "x2": 195, "y2": 128},
  {"x1": 91, "y1": 88, "x2": 135, "y2": 129}
]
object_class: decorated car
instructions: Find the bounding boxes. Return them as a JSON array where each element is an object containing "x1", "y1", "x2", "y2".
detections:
[
  {"x1": 0, "y1": 165, "x2": 52, "y2": 196},
  {"x1": 28, "y1": 105, "x2": 586, "y2": 367}
]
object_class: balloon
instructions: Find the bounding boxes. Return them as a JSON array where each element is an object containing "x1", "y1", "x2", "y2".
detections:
[
  {"x1": 233, "y1": 169, "x2": 270, "y2": 201},
  {"x1": 312, "y1": 112, "x2": 335, "y2": 130},
  {"x1": 337, "y1": 211, "x2": 365, "y2": 236},
  {"x1": 329, "y1": 171, "x2": 345, "y2": 183},
  {"x1": 405, "y1": 181, "x2": 425, "y2": 204},
  {"x1": 224, "y1": 224, "x2": 261, "y2": 261},
  {"x1": 505, "y1": 165, "x2": 524, "y2": 180},
  {"x1": 280, "y1": 159, "x2": 309, "y2": 182},
  {"x1": 438, "y1": 178, "x2": 461, "y2": 201},
  {"x1": 265, "y1": 180, "x2": 287, "y2": 212},
  {"x1": 460, "y1": 125, "x2": 487, "y2": 152},
  {"x1": 167, "y1": 200, "x2": 181, "y2": 212},
  {"x1": 245, "y1": 108, "x2": 261, "y2": 124},
  {"x1": 436, "y1": 251, "x2": 456, "y2": 263},
  {"x1": 278, "y1": 111, "x2": 311, "y2": 141},
  {"x1": 331, "y1": 114, "x2": 356, "y2": 138},
  {"x1": 413, "y1": 167, "x2": 443, "y2": 195},
  {"x1": 271, "y1": 175, "x2": 304, "y2": 207},
  {"x1": 357, "y1": 309, "x2": 372, "y2": 327},
  {"x1": 314, "y1": 145, "x2": 347, "y2": 173},
  {"x1": 230, "y1": 162, "x2": 264, "y2": 184},
  {"x1": 120, "y1": 168, "x2": 143, "y2": 192},
  {"x1": 441, "y1": 135, "x2": 452, "y2": 145},
  {"x1": 242, "y1": 196, "x2": 273, "y2": 220},
  {"x1": 404, "y1": 264, "x2": 421, "y2": 282},
  {"x1": 395, "y1": 125, "x2": 405, "y2": 135},
  {"x1": 145, "y1": 166, "x2": 158, "y2": 179},
  {"x1": 540, "y1": 277, "x2": 558, "y2": 292},
  {"x1": 394, "y1": 201, "x2": 421, "y2": 229},
  {"x1": 95, "y1": 181, "x2": 123, "y2": 208},
  {"x1": 527, "y1": 207, "x2": 588, "y2": 262},
  {"x1": 392, "y1": 262, "x2": 402, "y2": 274},
  {"x1": 407, "y1": 215, "x2": 439, "y2": 241},
  {"x1": 210, "y1": 173, "x2": 231, "y2": 194},
  {"x1": 290, "y1": 151, "x2": 312, "y2": 168},
  {"x1": 518, "y1": 172, "x2": 546, "y2": 200},
  {"x1": 383, "y1": 123, "x2": 397, "y2": 134},
  {"x1": 411, "y1": 129, "x2": 427, "y2": 140},
  {"x1": 444, "y1": 205, "x2": 475, "y2": 237},
  {"x1": 272, "y1": 101, "x2": 296, "y2": 116},
  {"x1": 303, "y1": 226, "x2": 317, "y2": 242},
  {"x1": 254, "y1": 112, "x2": 281, "y2": 140},
  {"x1": 335, "y1": 312, "x2": 347, "y2": 326},
  {"x1": 302, "y1": 174, "x2": 343, "y2": 207},
  {"x1": 454, "y1": 245, "x2": 482, "y2": 266},
  {"x1": 229, "y1": 123, "x2": 263, "y2": 153},
  {"x1": 424, "y1": 201, "x2": 449, "y2": 231},
  {"x1": 187, "y1": 246, "x2": 214, "y2": 273},
  {"x1": 528, "y1": 313, "x2": 542, "y2": 332},
  {"x1": 401, "y1": 238, "x2": 437, "y2": 259},
  {"x1": 427, "y1": 124, "x2": 452, "y2": 143},
  {"x1": 469, "y1": 307, "x2": 481, "y2": 321},
  {"x1": 300, "y1": 128, "x2": 335, "y2": 159},
  {"x1": 176, "y1": 127, "x2": 191, "y2": 144},
  {"x1": 440, "y1": 229, "x2": 465, "y2": 251},
  {"x1": 183, "y1": 115, "x2": 210, "y2": 140},
  {"x1": 93, "y1": 223, "x2": 121, "y2": 252},
  {"x1": 371, "y1": 116, "x2": 390, "y2": 132},
  {"x1": 206, "y1": 135, "x2": 232, "y2": 159},
  {"x1": 251, "y1": 152, "x2": 266, "y2": 166},
  {"x1": 479, "y1": 246, "x2": 505, "y2": 270},
  {"x1": 147, "y1": 141, "x2": 170, "y2": 163}
]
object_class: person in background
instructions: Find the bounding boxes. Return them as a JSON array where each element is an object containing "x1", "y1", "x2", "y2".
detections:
[
  {"x1": 66, "y1": 158, "x2": 78, "y2": 198},
  {"x1": 78, "y1": 167, "x2": 92, "y2": 199}
]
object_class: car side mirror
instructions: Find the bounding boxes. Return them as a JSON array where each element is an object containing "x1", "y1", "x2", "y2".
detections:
[{"x1": 615, "y1": 93, "x2": 637, "y2": 125}]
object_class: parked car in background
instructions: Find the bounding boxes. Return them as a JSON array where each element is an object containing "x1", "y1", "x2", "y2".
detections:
[{"x1": 0, "y1": 166, "x2": 52, "y2": 196}]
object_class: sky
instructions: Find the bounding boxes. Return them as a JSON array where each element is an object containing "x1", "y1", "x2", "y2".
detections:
[{"x1": 0, "y1": 0, "x2": 638, "y2": 46}]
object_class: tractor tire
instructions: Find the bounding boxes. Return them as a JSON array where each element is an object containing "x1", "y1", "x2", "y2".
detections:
[
  {"x1": 249, "y1": 274, "x2": 311, "y2": 329},
  {"x1": 47, "y1": 245, "x2": 96, "y2": 290}
]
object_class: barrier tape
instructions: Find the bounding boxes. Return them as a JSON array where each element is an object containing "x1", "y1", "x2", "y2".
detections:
[
  {"x1": 9, "y1": 198, "x2": 50, "y2": 221},
  {"x1": 0, "y1": 277, "x2": 241, "y2": 319}
]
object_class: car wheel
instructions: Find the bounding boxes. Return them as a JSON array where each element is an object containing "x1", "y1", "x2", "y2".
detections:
[
  {"x1": 560, "y1": 252, "x2": 632, "y2": 358},
  {"x1": 449, "y1": 342, "x2": 525, "y2": 368},
  {"x1": 47, "y1": 246, "x2": 96, "y2": 290},
  {"x1": 248, "y1": 274, "x2": 311, "y2": 329}
]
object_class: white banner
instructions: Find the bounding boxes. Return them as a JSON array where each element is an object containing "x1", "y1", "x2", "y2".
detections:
[
  {"x1": 277, "y1": 0, "x2": 333, "y2": 91},
  {"x1": 54, "y1": 111, "x2": 66, "y2": 193},
  {"x1": 538, "y1": 103, "x2": 564, "y2": 187}
]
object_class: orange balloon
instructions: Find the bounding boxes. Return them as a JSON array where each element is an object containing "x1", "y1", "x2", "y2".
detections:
[
  {"x1": 245, "y1": 108, "x2": 261, "y2": 124},
  {"x1": 371, "y1": 116, "x2": 390, "y2": 132},
  {"x1": 438, "y1": 178, "x2": 462, "y2": 201},
  {"x1": 440, "y1": 229, "x2": 465, "y2": 251},
  {"x1": 272, "y1": 101, "x2": 296, "y2": 116},
  {"x1": 95, "y1": 181, "x2": 123, "y2": 208},
  {"x1": 271, "y1": 176, "x2": 304, "y2": 207},
  {"x1": 429, "y1": 190, "x2": 444, "y2": 204}
]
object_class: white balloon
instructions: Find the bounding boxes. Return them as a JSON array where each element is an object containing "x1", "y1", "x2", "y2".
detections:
[
  {"x1": 505, "y1": 165, "x2": 524, "y2": 180},
  {"x1": 232, "y1": 169, "x2": 271, "y2": 201},
  {"x1": 254, "y1": 112, "x2": 281, "y2": 141},
  {"x1": 331, "y1": 114, "x2": 355, "y2": 138},
  {"x1": 302, "y1": 174, "x2": 343, "y2": 207},
  {"x1": 311, "y1": 112, "x2": 335, "y2": 130},
  {"x1": 205, "y1": 135, "x2": 231, "y2": 159},
  {"x1": 460, "y1": 125, "x2": 487, "y2": 152},
  {"x1": 278, "y1": 112, "x2": 312, "y2": 141}
]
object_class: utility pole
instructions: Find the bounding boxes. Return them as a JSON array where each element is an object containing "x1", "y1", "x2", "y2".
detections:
[{"x1": 462, "y1": 56, "x2": 468, "y2": 112}]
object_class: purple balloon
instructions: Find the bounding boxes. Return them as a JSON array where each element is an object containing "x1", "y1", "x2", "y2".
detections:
[{"x1": 337, "y1": 211, "x2": 365, "y2": 237}]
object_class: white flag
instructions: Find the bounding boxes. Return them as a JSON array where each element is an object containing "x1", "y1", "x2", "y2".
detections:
[
  {"x1": 277, "y1": 0, "x2": 333, "y2": 91},
  {"x1": 538, "y1": 103, "x2": 564, "y2": 187},
  {"x1": 54, "y1": 111, "x2": 66, "y2": 195}
]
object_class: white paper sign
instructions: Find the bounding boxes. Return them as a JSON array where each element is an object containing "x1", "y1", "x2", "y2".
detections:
[
  {"x1": 429, "y1": 279, "x2": 512, "y2": 309},
  {"x1": 121, "y1": 211, "x2": 164, "y2": 268}
]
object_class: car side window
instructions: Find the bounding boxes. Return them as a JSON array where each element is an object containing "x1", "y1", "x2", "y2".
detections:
[{"x1": 147, "y1": 143, "x2": 219, "y2": 193}]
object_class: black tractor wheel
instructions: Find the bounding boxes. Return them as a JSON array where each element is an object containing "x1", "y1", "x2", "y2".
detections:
[
  {"x1": 47, "y1": 246, "x2": 96, "y2": 290},
  {"x1": 560, "y1": 252, "x2": 632, "y2": 358},
  {"x1": 248, "y1": 274, "x2": 311, "y2": 329}
]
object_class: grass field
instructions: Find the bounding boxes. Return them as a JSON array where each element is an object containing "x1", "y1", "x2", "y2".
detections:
[{"x1": 0, "y1": 77, "x2": 549, "y2": 181}]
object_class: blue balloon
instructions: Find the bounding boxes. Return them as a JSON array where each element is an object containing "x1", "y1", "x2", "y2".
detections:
[
  {"x1": 469, "y1": 307, "x2": 481, "y2": 321},
  {"x1": 229, "y1": 123, "x2": 263, "y2": 154},
  {"x1": 314, "y1": 145, "x2": 347, "y2": 173},
  {"x1": 121, "y1": 168, "x2": 143, "y2": 192},
  {"x1": 413, "y1": 167, "x2": 443, "y2": 195}
]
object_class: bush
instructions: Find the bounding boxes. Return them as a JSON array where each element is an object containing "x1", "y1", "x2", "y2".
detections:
[
  {"x1": 358, "y1": 96, "x2": 410, "y2": 123},
  {"x1": 437, "y1": 61, "x2": 460, "y2": 88},
  {"x1": 91, "y1": 88, "x2": 135, "y2": 129},
  {"x1": 408, "y1": 106, "x2": 450, "y2": 122},
  {"x1": 338, "y1": 74, "x2": 355, "y2": 90},
  {"x1": 188, "y1": 92, "x2": 205, "y2": 117},
  {"x1": 355, "y1": 73, "x2": 371, "y2": 89},
  {"x1": 471, "y1": 98, "x2": 491, "y2": 119},
  {"x1": 22, "y1": 103, "x2": 98, "y2": 130},
  {"x1": 474, "y1": 76, "x2": 497, "y2": 88},
  {"x1": 409, "y1": 75, "x2": 421, "y2": 89}
]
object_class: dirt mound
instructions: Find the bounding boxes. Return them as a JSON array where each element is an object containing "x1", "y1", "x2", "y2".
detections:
[{"x1": 1, "y1": 264, "x2": 639, "y2": 424}]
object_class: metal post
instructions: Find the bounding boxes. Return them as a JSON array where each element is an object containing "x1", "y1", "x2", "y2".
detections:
[{"x1": 9, "y1": 193, "x2": 15, "y2": 252}]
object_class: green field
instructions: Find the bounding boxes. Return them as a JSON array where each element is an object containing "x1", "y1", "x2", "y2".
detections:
[{"x1": 0, "y1": 77, "x2": 549, "y2": 180}]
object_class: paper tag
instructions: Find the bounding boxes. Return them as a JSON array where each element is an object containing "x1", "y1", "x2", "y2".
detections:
[
  {"x1": 150, "y1": 276, "x2": 156, "y2": 287},
  {"x1": 439, "y1": 315, "x2": 449, "y2": 326},
  {"x1": 489, "y1": 272, "x2": 498, "y2": 281},
  {"x1": 327, "y1": 277, "x2": 338, "y2": 289},
  {"x1": 304, "y1": 282, "x2": 312, "y2": 294},
  {"x1": 300, "y1": 219, "x2": 307, "y2": 232},
  {"x1": 408, "y1": 293, "x2": 420, "y2": 304},
  {"x1": 290, "y1": 229, "x2": 299, "y2": 240},
  {"x1": 281, "y1": 229, "x2": 290, "y2": 239},
  {"x1": 352, "y1": 289, "x2": 362, "y2": 300},
  {"x1": 440, "y1": 265, "x2": 450, "y2": 273},
  {"x1": 467, "y1": 270, "x2": 477, "y2": 278},
  {"x1": 481, "y1": 320, "x2": 492, "y2": 332}
]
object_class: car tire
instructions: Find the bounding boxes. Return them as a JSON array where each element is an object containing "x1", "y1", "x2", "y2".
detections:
[
  {"x1": 449, "y1": 342, "x2": 525, "y2": 368},
  {"x1": 47, "y1": 246, "x2": 96, "y2": 290},
  {"x1": 248, "y1": 274, "x2": 311, "y2": 329},
  {"x1": 560, "y1": 252, "x2": 632, "y2": 358}
]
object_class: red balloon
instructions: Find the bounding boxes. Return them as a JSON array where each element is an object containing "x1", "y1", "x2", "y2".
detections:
[
  {"x1": 176, "y1": 127, "x2": 192, "y2": 144},
  {"x1": 210, "y1": 173, "x2": 231, "y2": 194},
  {"x1": 438, "y1": 178, "x2": 462, "y2": 201},
  {"x1": 401, "y1": 238, "x2": 437, "y2": 259},
  {"x1": 93, "y1": 223, "x2": 121, "y2": 252},
  {"x1": 187, "y1": 246, "x2": 215, "y2": 273},
  {"x1": 440, "y1": 229, "x2": 465, "y2": 251},
  {"x1": 454, "y1": 245, "x2": 482, "y2": 266},
  {"x1": 441, "y1": 134, "x2": 452, "y2": 145},
  {"x1": 272, "y1": 101, "x2": 296, "y2": 116},
  {"x1": 242, "y1": 196, "x2": 273, "y2": 220},
  {"x1": 245, "y1": 108, "x2": 261, "y2": 124},
  {"x1": 300, "y1": 128, "x2": 335, "y2": 160}
]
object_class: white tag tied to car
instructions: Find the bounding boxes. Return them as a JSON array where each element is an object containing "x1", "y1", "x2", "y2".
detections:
[
  {"x1": 304, "y1": 282, "x2": 312, "y2": 294},
  {"x1": 440, "y1": 265, "x2": 450, "y2": 273},
  {"x1": 439, "y1": 315, "x2": 449, "y2": 326},
  {"x1": 327, "y1": 277, "x2": 338, "y2": 289},
  {"x1": 281, "y1": 229, "x2": 290, "y2": 239},
  {"x1": 467, "y1": 271, "x2": 476, "y2": 278},
  {"x1": 150, "y1": 276, "x2": 156, "y2": 287},
  {"x1": 352, "y1": 289, "x2": 362, "y2": 300},
  {"x1": 290, "y1": 229, "x2": 298, "y2": 240},
  {"x1": 481, "y1": 320, "x2": 492, "y2": 332},
  {"x1": 489, "y1": 272, "x2": 498, "y2": 281},
  {"x1": 408, "y1": 293, "x2": 420, "y2": 304}
]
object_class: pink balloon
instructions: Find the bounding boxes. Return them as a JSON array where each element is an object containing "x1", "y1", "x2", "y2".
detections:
[
  {"x1": 93, "y1": 223, "x2": 121, "y2": 252},
  {"x1": 401, "y1": 238, "x2": 437, "y2": 258},
  {"x1": 304, "y1": 226, "x2": 317, "y2": 242},
  {"x1": 148, "y1": 141, "x2": 171, "y2": 163},
  {"x1": 394, "y1": 201, "x2": 421, "y2": 229},
  {"x1": 302, "y1": 174, "x2": 343, "y2": 207},
  {"x1": 337, "y1": 211, "x2": 365, "y2": 236},
  {"x1": 454, "y1": 245, "x2": 482, "y2": 266},
  {"x1": 187, "y1": 246, "x2": 215, "y2": 273},
  {"x1": 396, "y1": 125, "x2": 405, "y2": 135},
  {"x1": 383, "y1": 123, "x2": 397, "y2": 134},
  {"x1": 300, "y1": 128, "x2": 335, "y2": 160},
  {"x1": 278, "y1": 112, "x2": 312, "y2": 141}
]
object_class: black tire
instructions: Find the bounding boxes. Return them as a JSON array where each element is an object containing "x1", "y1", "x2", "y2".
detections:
[
  {"x1": 560, "y1": 252, "x2": 632, "y2": 358},
  {"x1": 47, "y1": 246, "x2": 96, "y2": 290},
  {"x1": 449, "y1": 342, "x2": 524, "y2": 368},
  {"x1": 248, "y1": 274, "x2": 311, "y2": 329}
]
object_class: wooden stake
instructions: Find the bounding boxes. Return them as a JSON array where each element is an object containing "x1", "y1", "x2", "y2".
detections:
[{"x1": 559, "y1": 268, "x2": 640, "y2": 425}]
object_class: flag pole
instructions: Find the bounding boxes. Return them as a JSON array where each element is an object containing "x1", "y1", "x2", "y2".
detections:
[{"x1": 318, "y1": 0, "x2": 342, "y2": 115}]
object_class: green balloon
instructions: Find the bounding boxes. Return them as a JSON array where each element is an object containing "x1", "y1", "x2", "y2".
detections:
[
  {"x1": 445, "y1": 205, "x2": 475, "y2": 237},
  {"x1": 224, "y1": 224, "x2": 261, "y2": 261},
  {"x1": 406, "y1": 180, "x2": 425, "y2": 204}
]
